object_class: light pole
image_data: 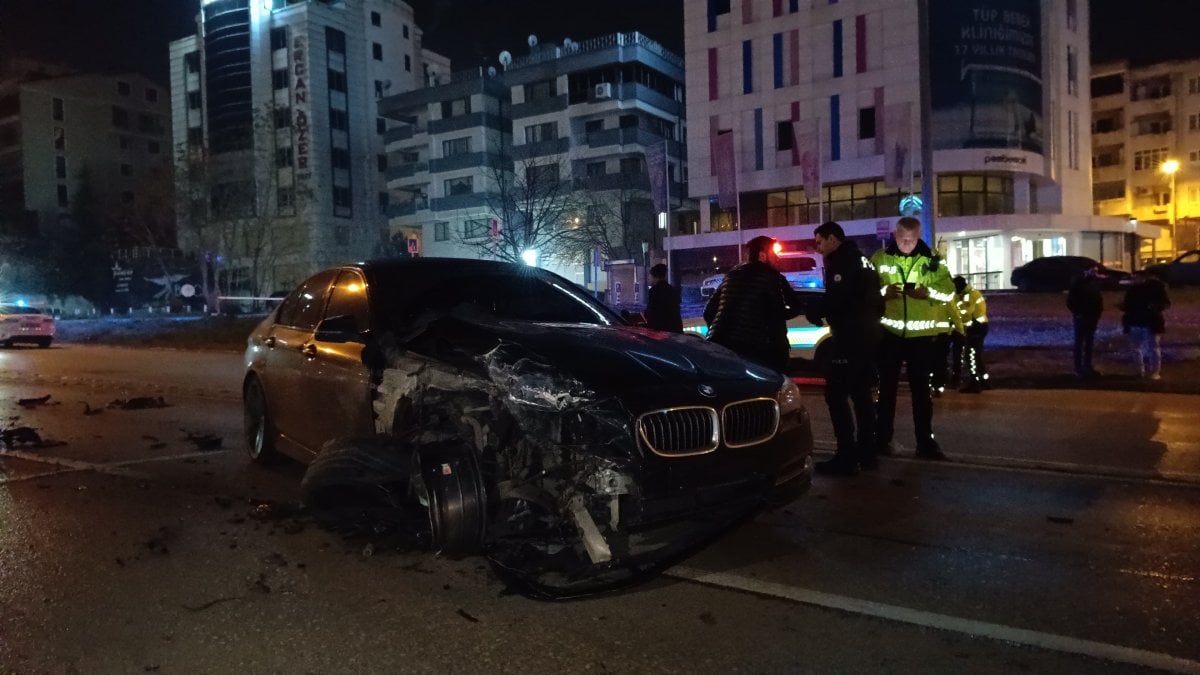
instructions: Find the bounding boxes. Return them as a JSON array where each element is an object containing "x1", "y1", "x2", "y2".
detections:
[{"x1": 1161, "y1": 158, "x2": 1180, "y2": 258}]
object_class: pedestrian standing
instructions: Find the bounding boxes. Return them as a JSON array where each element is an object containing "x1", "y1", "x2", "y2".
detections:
[
  {"x1": 1120, "y1": 269, "x2": 1171, "y2": 380},
  {"x1": 953, "y1": 276, "x2": 989, "y2": 393},
  {"x1": 643, "y1": 263, "x2": 683, "y2": 332},
  {"x1": 870, "y1": 217, "x2": 956, "y2": 460},
  {"x1": 806, "y1": 222, "x2": 883, "y2": 476},
  {"x1": 931, "y1": 294, "x2": 963, "y2": 397},
  {"x1": 704, "y1": 235, "x2": 804, "y2": 373},
  {"x1": 1067, "y1": 266, "x2": 1104, "y2": 378}
]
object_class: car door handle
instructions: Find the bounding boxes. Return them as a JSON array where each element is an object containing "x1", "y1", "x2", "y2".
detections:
[
  {"x1": 263, "y1": 336, "x2": 276, "y2": 348},
  {"x1": 301, "y1": 343, "x2": 317, "y2": 359}
]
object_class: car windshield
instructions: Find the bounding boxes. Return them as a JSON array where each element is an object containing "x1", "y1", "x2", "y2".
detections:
[
  {"x1": 777, "y1": 256, "x2": 817, "y2": 273},
  {"x1": 369, "y1": 266, "x2": 622, "y2": 329}
]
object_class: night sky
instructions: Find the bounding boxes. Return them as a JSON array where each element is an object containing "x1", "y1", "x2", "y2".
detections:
[{"x1": 0, "y1": 0, "x2": 1194, "y2": 84}]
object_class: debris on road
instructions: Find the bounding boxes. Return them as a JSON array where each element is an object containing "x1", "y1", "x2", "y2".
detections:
[
  {"x1": 80, "y1": 402, "x2": 104, "y2": 416},
  {"x1": 1047, "y1": 515, "x2": 1075, "y2": 525},
  {"x1": 17, "y1": 394, "x2": 55, "y2": 408},
  {"x1": 1, "y1": 425, "x2": 44, "y2": 448},
  {"x1": 108, "y1": 396, "x2": 170, "y2": 410},
  {"x1": 183, "y1": 431, "x2": 223, "y2": 451}
]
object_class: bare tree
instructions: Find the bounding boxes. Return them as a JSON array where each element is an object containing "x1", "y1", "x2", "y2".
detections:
[
  {"x1": 573, "y1": 158, "x2": 658, "y2": 264},
  {"x1": 454, "y1": 150, "x2": 586, "y2": 265}
]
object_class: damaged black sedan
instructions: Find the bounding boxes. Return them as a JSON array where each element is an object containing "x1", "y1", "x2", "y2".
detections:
[{"x1": 243, "y1": 258, "x2": 813, "y2": 597}]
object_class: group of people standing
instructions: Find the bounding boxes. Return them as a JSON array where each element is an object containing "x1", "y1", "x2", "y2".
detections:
[
  {"x1": 1069, "y1": 264, "x2": 1171, "y2": 381},
  {"x1": 700, "y1": 217, "x2": 985, "y2": 477}
]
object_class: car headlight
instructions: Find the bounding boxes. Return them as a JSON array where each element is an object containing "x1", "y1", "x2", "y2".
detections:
[{"x1": 776, "y1": 375, "x2": 802, "y2": 416}]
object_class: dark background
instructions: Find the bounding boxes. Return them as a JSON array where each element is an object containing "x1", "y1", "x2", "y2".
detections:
[{"x1": 2, "y1": 0, "x2": 1195, "y2": 85}]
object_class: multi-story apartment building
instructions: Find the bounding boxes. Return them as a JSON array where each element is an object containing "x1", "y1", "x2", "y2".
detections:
[
  {"x1": 681, "y1": 0, "x2": 1148, "y2": 290},
  {"x1": 379, "y1": 32, "x2": 689, "y2": 289},
  {"x1": 169, "y1": 0, "x2": 448, "y2": 294},
  {"x1": 0, "y1": 66, "x2": 169, "y2": 238},
  {"x1": 1092, "y1": 58, "x2": 1200, "y2": 260}
]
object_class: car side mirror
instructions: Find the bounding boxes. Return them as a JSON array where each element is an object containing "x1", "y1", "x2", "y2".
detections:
[{"x1": 315, "y1": 314, "x2": 365, "y2": 343}]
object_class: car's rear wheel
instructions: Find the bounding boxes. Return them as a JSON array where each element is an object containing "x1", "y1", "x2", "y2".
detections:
[
  {"x1": 36, "y1": 337, "x2": 51, "y2": 348},
  {"x1": 419, "y1": 441, "x2": 487, "y2": 557},
  {"x1": 243, "y1": 376, "x2": 279, "y2": 464}
]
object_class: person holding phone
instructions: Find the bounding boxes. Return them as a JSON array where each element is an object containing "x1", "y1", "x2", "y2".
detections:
[{"x1": 870, "y1": 217, "x2": 956, "y2": 460}]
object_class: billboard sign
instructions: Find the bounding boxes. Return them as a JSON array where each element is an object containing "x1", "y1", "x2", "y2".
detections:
[{"x1": 929, "y1": 0, "x2": 1043, "y2": 155}]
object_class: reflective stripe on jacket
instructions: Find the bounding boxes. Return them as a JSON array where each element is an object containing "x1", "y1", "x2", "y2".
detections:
[
  {"x1": 870, "y1": 242, "x2": 955, "y2": 338},
  {"x1": 956, "y1": 287, "x2": 988, "y2": 326}
]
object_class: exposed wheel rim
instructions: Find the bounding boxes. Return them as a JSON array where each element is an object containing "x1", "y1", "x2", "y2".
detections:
[{"x1": 245, "y1": 382, "x2": 267, "y2": 459}]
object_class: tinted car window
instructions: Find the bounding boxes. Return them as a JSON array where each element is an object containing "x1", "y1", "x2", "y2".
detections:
[
  {"x1": 369, "y1": 268, "x2": 619, "y2": 329},
  {"x1": 324, "y1": 270, "x2": 370, "y2": 332},
  {"x1": 277, "y1": 270, "x2": 337, "y2": 330}
]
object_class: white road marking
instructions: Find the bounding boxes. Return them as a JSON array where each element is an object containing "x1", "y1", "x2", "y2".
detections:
[
  {"x1": 0, "y1": 449, "x2": 229, "y2": 484},
  {"x1": 667, "y1": 566, "x2": 1200, "y2": 674}
]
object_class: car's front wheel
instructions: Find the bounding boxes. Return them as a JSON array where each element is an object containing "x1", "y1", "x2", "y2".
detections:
[{"x1": 243, "y1": 376, "x2": 279, "y2": 464}]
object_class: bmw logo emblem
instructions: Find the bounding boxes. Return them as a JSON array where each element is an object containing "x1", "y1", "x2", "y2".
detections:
[{"x1": 698, "y1": 384, "x2": 716, "y2": 398}]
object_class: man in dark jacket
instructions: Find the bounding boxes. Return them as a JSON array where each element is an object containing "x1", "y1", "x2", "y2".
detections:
[
  {"x1": 1066, "y1": 265, "x2": 1104, "y2": 378},
  {"x1": 704, "y1": 235, "x2": 804, "y2": 373},
  {"x1": 806, "y1": 222, "x2": 883, "y2": 475},
  {"x1": 1120, "y1": 269, "x2": 1171, "y2": 380},
  {"x1": 643, "y1": 263, "x2": 683, "y2": 332}
]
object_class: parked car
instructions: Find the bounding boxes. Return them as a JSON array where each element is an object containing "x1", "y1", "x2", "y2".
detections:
[
  {"x1": 699, "y1": 251, "x2": 824, "y2": 298},
  {"x1": 0, "y1": 305, "x2": 55, "y2": 348},
  {"x1": 243, "y1": 258, "x2": 813, "y2": 598},
  {"x1": 1144, "y1": 250, "x2": 1200, "y2": 286},
  {"x1": 1010, "y1": 256, "x2": 1130, "y2": 292}
]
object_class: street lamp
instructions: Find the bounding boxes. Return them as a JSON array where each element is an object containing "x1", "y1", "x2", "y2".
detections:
[{"x1": 1161, "y1": 158, "x2": 1180, "y2": 257}]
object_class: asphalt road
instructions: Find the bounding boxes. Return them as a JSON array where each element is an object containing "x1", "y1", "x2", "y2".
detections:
[{"x1": 1, "y1": 345, "x2": 1198, "y2": 673}]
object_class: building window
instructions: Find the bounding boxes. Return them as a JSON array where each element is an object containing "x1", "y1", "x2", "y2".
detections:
[
  {"x1": 274, "y1": 106, "x2": 291, "y2": 128},
  {"x1": 370, "y1": 11, "x2": 381, "y2": 26},
  {"x1": 272, "y1": 68, "x2": 288, "y2": 90},
  {"x1": 188, "y1": 91, "x2": 202, "y2": 109},
  {"x1": 148, "y1": 140, "x2": 160, "y2": 154},
  {"x1": 57, "y1": 184, "x2": 69, "y2": 207},
  {"x1": 326, "y1": 27, "x2": 346, "y2": 54},
  {"x1": 55, "y1": 156, "x2": 67, "y2": 179},
  {"x1": 138, "y1": 113, "x2": 158, "y2": 134},
  {"x1": 777, "y1": 120, "x2": 793, "y2": 151},
  {"x1": 334, "y1": 225, "x2": 350, "y2": 244},
  {"x1": 119, "y1": 135, "x2": 131, "y2": 150},
  {"x1": 586, "y1": 161, "x2": 606, "y2": 177},
  {"x1": 377, "y1": 154, "x2": 387, "y2": 171},
  {"x1": 525, "y1": 164, "x2": 559, "y2": 184},
  {"x1": 619, "y1": 157, "x2": 644, "y2": 174},
  {"x1": 766, "y1": 180, "x2": 915, "y2": 226},
  {"x1": 937, "y1": 175, "x2": 1014, "y2": 217},
  {"x1": 858, "y1": 107, "x2": 876, "y2": 140},
  {"x1": 1092, "y1": 181, "x2": 1124, "y2": 201},
  {"x1": 525, "y1": 79, "x2": 556, "y2": 101},
  {"x1": 270, "y1": 27, "x2": 287, "y2": 51},
  {"x1": 375, "y1": 80, "x2": 384, "y2": 98},
  {"x1": 1135, "y1": 116, "x2": 1172, "y2": 136},
  {"x1": 328, "y1": 70, "x2": 347, "y2": 92},
  {"x1": 112, "y1": 106, "x2": 129, "y2": 128},
  {"x1": 1091, "y1": 74, "x2": 1124, "y2": 98},
  {"x1": 1066, "y1": 47, "x2": 1078, "y2": 96},
  {"x1": 434, "y1": 221, "x2": 449, "y2": 241},
  {"x1": 187, "y1": 126, "x2": 203, "y2": 145},
  {"x1": 52, "y1": 97, "x2": 64, "y2": 121},
  {"x1": 53, "y1": 127, "x2": 65, "y2": 150},
  {"x1": 523, "y1": 122, "x2": 556, "y2": 144},
  {"x1": 117, "y1": 80, "x2": 131, "y2": 96},
  {"x1": 441, "y1": 97, "x2": 470, "y2": 118},
  {"x1": 1133, "y1": 147, "x2": 1170, "y2": 171},
  {"x1": 404, "y1": 55, "x2": 411, "y2": 72},
  {"x1": 276, "y1": 147, "x2": 293, "y2": 167},
  {"x1": 185, "y1": 52, "x2": 200, "y2": 74},
  {"x1": 1066, "y1": 0, "x2": 1078, "y2": 31},
  {"x1": 1192, "y1": 150, "x2": 1200, "y2": 163},
  {"x1": 443, "y1": 136, "x2": 471, "y2": 156},
  {"x1": 330, "y1": 109, "x2": 348, "y2": 130},
  {"x1": 120, "y1": 163, "x2": 133, "y2": 177},
  {"x1": 403, "y1": 24, "x2": 409, "y2": 39},
  {"x1": 444, "y1": 176, "x2": 473, "y2": 195},
  {"x1": 373, "y1": 42, "x2": 383, "y2": 60},
  {"x1": 145, "y1": 88, "x2": 158, "y2": 103},
  {"x1": 463, "y1": 218, "x2": 489, "y2": 239},
  {"x1": 333, "y1": 186, "x2": 352, "y2": 207},
  {"x1": 585, "y1": 119, "x2": 603, "y2": 133},
  {"x1": 277, "y1": 187, "x2": 293, "y2": 210},
  {"x1": 331, "y1": 148, "x2": 350, "y2": 169},
  {"x1": 377, "y1": 118, "x2": 387, "y2": 134}
]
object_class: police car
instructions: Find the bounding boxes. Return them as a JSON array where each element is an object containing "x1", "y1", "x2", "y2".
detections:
[
  {"x1": 699, "y1": 251, "x2": 824, "y2": 298},
  {"x1": 682, "y1": 288, "x2": 831, "y2": 368}
]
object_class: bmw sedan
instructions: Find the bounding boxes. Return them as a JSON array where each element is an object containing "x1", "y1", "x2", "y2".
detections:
[
  {"x1": 243, "y1": 258, "x2": 813, "y2": 597},
  {"x1": 1145, "y1": 250, "x2": 1200, "y2": 287},
  {"x1": 1010, "y1": 256, "x2": 1130, "y2": 292},
  {"x1": 0, "y1": 305, "x2": 55, "y2": 348}
]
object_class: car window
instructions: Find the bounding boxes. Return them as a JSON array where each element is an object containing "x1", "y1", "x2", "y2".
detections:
[
  {"x1": 777, "y1": 256, "x2": 817, "y2": 273},
  {"x1": 276, "y1": 270, "x2": 337, "y2": 330},
  {"x1": 324, "y1": 270, "x2": 370, "y2": 332},
  {"x1": 1180, "y1": 252, "x2": 1200, "y2": 264}
]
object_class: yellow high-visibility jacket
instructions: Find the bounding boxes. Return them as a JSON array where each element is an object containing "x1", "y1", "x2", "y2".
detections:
[
  {"x1": 870, "y1": 241, "x2": 955, "y2": 338},
  {"x1": 955, "y1": 286, "x2": 988, "y2": 326}
]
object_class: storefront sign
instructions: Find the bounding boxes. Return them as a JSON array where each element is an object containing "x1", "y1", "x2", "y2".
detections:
[{"x1": 292, "y1": 34, "x2": 310, "y2": 177}]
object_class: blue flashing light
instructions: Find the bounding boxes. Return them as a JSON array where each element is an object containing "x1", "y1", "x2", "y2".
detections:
[{"x1": 16, "y1": 299, "x2": 26, "y2": 307}]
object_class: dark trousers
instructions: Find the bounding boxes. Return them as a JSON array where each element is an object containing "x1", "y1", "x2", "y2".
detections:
[
  {"x1": 877, "y1": 332, "x2": 937, "y2": 450},
  {"x1": 962, "y1": 324, "x2": 988, "y2": 385},
  {"x1": 823, "y1": 348, "x2": 877, "y2": 461},
  {"x1": 1072, "y1": 314, "x2": 1099, "y2": 375},
  {"x1": 931, "y1": 333, "x2": 951, "y2": 391}
]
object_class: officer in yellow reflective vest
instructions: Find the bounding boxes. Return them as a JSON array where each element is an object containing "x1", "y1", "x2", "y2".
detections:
[
  {"x1": 869, "y1": 217, "x2": 955, "y2": 460},
  {"x1": 952, "y1": 275, "x2": 989, "y2": 393}
]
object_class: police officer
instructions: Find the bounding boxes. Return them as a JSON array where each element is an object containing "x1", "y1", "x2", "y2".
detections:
[
  {"x1": 952, "y1": 275, "x2": 988, "y2": 393},
  {"x1": 807, "y1": 222, "x2": 883, "y2": 476},
  {"x1": 871, "y1": 217, "x2": 955, "y2": 460}
]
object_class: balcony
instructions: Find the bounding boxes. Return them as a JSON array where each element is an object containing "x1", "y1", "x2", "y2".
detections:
[
  {"x1": 511, "y1": 136, "x2": 571, "y2": 160},
  {"x1": 385, "y1": 161, "x2": 428, "y2": 181},
  {"x1": 429, "y1": 152, "x2": 487, "y2": 173},
  {"x1": 510, "y1": 94, "x2": 568, "y2": 119},
  {"x1": 431, "y1": 192, "x2": 489, "y2": 211}
]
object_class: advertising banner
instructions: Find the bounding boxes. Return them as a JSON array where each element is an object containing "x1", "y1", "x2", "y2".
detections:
[
  {"x1": 881, "y1": 102, "x2": 913, "y2": 190},
  {"x1": 929, "y1": 0, "x2": 1043, "y2": 154},
  {"x1": 714, "y1": 130, "x2": 737, "y2": 209},
  {"x1": 790, "y1": 118, "x2": 821, "y2": 199}
]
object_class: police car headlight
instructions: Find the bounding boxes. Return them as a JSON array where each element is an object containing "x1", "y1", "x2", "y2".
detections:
[{"x1": 776, "y1": 375, "x2": 803, "y2": 416}]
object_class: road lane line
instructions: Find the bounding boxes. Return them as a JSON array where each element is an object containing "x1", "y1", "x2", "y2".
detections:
[
  {"x1": 810, "y1": 440, "x2": 1200, "y2": 488},
  {"x1": 667, "y1": 566, "x2": 1200, "y2": 674},
  {"x1": 0, "y1": 449, "x2": 228, "y2": 484}
]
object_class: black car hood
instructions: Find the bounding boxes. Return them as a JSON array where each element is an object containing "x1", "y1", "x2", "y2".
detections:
[{"x1": 398, "y1": 313, "x2": 779, "y2": 394}]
